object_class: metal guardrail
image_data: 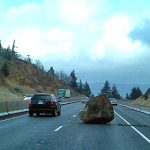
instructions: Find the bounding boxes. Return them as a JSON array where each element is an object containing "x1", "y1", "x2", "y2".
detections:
[
  {"x1": 0, "y1": 99, "x2": 82, "y2": 117},
  {"x1": 0, "y1": 100, "x2": 28, "y2": 116}
]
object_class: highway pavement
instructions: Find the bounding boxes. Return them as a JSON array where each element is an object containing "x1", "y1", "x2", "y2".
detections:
[{"x1": 0, "y1": 102, "x2": 150, "y2": 150}]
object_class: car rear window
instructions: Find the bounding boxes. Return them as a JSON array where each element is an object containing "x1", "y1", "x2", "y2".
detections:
[{"x1": 32, "y1": 94, "x2": 51, "y2": 101}]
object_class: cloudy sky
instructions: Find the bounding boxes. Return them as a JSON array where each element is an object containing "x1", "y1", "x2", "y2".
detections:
[{"x1": 1, "y1": 0, "x2": 150, "y2": 84}]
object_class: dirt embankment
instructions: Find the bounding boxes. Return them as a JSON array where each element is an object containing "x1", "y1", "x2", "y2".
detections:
[
  {"x1": 118, "y1": 96, "x2": 150, "y2": 112},
  {"x1": 132, "y1": 96, "x2": 150, "y2": 107}
]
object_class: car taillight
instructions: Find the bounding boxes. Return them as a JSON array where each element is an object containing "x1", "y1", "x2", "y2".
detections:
[{"x1": 51, "y1": 100, "x2": 56, "y2": 106}]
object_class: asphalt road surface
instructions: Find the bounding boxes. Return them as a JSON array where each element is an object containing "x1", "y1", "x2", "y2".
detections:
[{"x1": 0, "y1": 102, "x2": 150, "y2": 150}]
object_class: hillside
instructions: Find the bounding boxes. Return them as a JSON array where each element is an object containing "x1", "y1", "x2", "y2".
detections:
[
  {"x1": 131, "y1": 88, "x2": 150, "y2": 107},
  {"x1": 0, "y1": 56, "x2": 68, "y2": 100},
  {"x1": 118, "y1": 88, "x2": 150, "y2": 110},
  {"x1": 132, "y1": 96, "x2": 150, "y2": 107}
]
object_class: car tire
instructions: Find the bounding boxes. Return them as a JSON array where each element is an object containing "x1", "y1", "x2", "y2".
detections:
[
  {"x1": 52, "y1": 109, "x2": 57, "y2": 117},
  {"x1": 29, "y1": 111, "x2": 33, "y2": 117}
]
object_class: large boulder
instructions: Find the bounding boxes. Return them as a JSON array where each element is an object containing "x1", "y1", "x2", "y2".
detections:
[{"x1": 79, "y1": 94, "x2": 114, "y2": 124}]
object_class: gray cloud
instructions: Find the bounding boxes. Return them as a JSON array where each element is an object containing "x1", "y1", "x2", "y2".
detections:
[{"x1": 130, "y1": 19, "x2": 150, "y2": 45}]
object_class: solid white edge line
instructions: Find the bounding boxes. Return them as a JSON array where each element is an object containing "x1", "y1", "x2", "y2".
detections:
[
  {"x1": 0, "y1": 114, "x2": 28, "y2": 123},
  {"x1": 114, "y1": 111, "x2": 150, "y2": 144},
  {"x1": 73, "y1": 115, "x2": 77, "y2": 118},
  {"x1": 119, "y1": 104, "x2": 150, "y2": 115},
  {"x1": 54, "y1": 126, "x2": 63, "y2": 132}
]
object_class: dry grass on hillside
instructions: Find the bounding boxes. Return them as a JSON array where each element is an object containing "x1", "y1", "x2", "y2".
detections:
[
  {"x1": 0, "y1": 86, "x2": 23, "y2": 100},
  {"x1": 12, "y1": 59, "x2": 64, "y2": 91},
  {"x1": 0, "y1": 80, "x2": 37, "y2": 100},
  {"x1": 0, "y1": 57, "x2": 67, "y2": 100},
  {"x1": 131, "y1": 96, "x2": 150, "y2": 107}
]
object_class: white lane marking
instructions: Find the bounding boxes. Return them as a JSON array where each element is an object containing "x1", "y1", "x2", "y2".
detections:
[
  {"x1": 73, "y1": 115, "x2": 77, "y2": 118},
  {"x1": 0, "y1": 114, "x2": 28, "y2": 123},
  {"x1": 115, "y1": 111, "x2": 150, "y2": 144},
  {"x1": 80, "y1": 110, "x2": 82, "y2": 112},
  {"x1": 54, "y1": 126, "x2": 63, "y2": 132}
]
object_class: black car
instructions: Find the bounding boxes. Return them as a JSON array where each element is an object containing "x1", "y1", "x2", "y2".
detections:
[{"x1": 28, "y1": 93, "x2": 61, "y2": 117}]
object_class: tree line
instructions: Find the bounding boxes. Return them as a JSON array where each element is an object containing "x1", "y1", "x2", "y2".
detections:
[
  {"x1": 126, "y1": 87, "x2": 142, "y2": 100},
  {"x1": 99, "y1": 80, "x2": 143, "y2": 100},
  {"x1": 0, "y1": 40, "x2": 19, "y2": 77},
  {"x1": 0, "y1": 40, "x2": 20, "y2": 60},
  {"x1": 47, "y1": 67, "x2": 92, "y2": 97},
  {"x1": 99, "y1": 80, "x2": 121, "y2": 99}
]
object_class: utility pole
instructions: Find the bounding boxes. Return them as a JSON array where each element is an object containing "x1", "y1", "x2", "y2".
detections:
[{"x1": 27, "y1": 54, "x2": 31, "y2": 63}]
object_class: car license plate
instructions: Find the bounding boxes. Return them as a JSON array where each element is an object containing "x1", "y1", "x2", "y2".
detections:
[{"x1": 38, "y1": 101, "x2": 43, "y2": 104}]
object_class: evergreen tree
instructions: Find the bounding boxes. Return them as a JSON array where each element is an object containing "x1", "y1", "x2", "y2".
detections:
[
  {"x1": 11, "y1": 40, "x2": 15, "y2": 54},
  {"x1": 47, "y1": 67, "x2": 55, "y2": 80},
  {"x1": 77, "y1": 80, "x2": 83, "y2": 93},
  {"x1": 130, "y1": 87, "x2": 142, "y2": 100},
  {"x1": 111, "y1": 84, "x2": 121, "y2": 99},
  {"x1": 3, "y1": 46, "x2": 12, "y2": 60},
  {"x1": 143, "y1": 88, "x2": 150, "y2": 100},
  {"x1": 83, "y1": 81, "x2": 91, "y2": 97},
  {"x1": 100, "y1": 80, "x2": 111, "y2": 97},
  {"x1": 0, "y1": 40, "x2": 19, "y2": 59},
  {"x1": 0, "y1": 40, "x2": 2, "y2": 52},
  {"x1": 11, "y1": 40, "x2": 18, "y2": 58},
  {"x1": 126, "y1": 93, "x2": 130, "y2": 100},
  {"x1": 70, "y1": 70, "x2": 77, "y2": 90}
]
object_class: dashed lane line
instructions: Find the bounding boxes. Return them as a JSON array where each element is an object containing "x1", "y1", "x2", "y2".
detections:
[
  {"x1": 54, "y1": 126, "x2": 63, "y2": 132},
  {"x1": 115, "y1": 111, "x2": 150, "y2": 144},
  {"x1": 73, "y1": 115, "x2": 77, "y2": 118}
]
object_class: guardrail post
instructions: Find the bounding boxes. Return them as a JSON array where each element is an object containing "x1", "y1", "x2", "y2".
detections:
[
  {"x1": 6, "y1": 101, "x2": 9, "y2": 115},
  {"x1": 17, "y1": 101, "x2": 19, "y2": 111}
]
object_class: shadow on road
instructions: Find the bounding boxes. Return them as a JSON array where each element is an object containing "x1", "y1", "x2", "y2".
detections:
[{"x1": 79, "y1": 122, "x2": 150, "y2": 128}]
